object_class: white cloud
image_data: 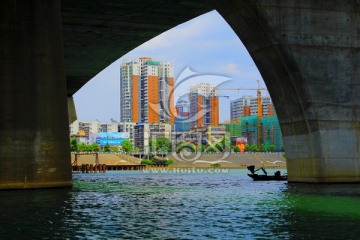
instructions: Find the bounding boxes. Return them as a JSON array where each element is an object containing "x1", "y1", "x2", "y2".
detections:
[
  {"x1": 136, "y1": 10, "x2": 227, "y2": 52},
  {"x1": 218, "y1": 63, "x2": 240, "y2": 75}
]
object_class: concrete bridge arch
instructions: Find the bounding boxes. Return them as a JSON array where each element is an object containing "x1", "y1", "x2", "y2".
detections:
[
  {"x1": 214, "y1": 1, "x2": 360, "y2": 182},
  {"x1": 1, "y1": 0, "x2": 359, "y2": 188}
]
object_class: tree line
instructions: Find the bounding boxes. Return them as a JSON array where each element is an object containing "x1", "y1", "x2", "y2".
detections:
[{"x1": 70, "y1": 136, "x2": 277, "y2": 154}]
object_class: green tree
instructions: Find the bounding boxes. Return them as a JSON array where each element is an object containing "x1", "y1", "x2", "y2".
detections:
[
  {"x1": 89, "y1": 143, "x2": 100, "y2": 152},
  {"x1": 267, "y1": 144, "x2": 275, "y2": 152},
  {"x1": 104, "y1": 143, "x2": 111, "y2": 152},
  {"x1": 78, "y1": 142, "x2": 88, "y2": 152},
  {"x1": 149, "y1": 137, "x2": 171, "y2": 152},
  {"x1": 250, "y1": 144, "x2": 259, "y2": 152},
  {"x1": 157, "y1": 136, "x2": 171, "y2": 152},
  {"x1": 121, "y1": 140, "x2": 133, "y2": 153},
  {"x1": 160, "y1": 146, "x2": 168, "y2": 152},
  {"x1": 259, "y1": 144, "x2": 266, "y2": 152},
  {"x1": 166, "y1": 159, "x2": 174, "y2": 166},
  {"x1": 70, "y1": 137, "x2": 78, "y2": 152},
  {"x1": 220, "y1": 136, "x2": 231, "y2": 152},
  {"x1": 233, "y1": 145, "x2": 240, "y2": 152},
  {"x1": 149, "y1": 139, "x2": 158, "y2": 152},
  {"x1": 141, "y1": 159, "x2": 154, "y2": 165},
  {"x1": 134, "y1": 147, "x2": 140, "y2": 153}
]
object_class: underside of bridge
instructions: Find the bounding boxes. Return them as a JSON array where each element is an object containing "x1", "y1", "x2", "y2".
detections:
[{"x1": 1, "y1": 0, "x2": 359, "y2": 188}]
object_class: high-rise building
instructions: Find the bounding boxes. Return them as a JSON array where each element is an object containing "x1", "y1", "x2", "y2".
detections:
[
  {"x1": 120, "y1": 57, "x2": 174, "y2": 124},
  {"x1": 120, "y1": 59, "x2": 141, "y2": 123},
  {"x1": 189, "y1": 83, "x2": 219, "y2": 128},
  {"x1": 230, "y1": 95, "x2": 274, "y2": 122}
]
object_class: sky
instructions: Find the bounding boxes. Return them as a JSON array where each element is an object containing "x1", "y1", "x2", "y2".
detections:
[{"x1": 74, "y1": 10, "x2": 266, "y2": 123}]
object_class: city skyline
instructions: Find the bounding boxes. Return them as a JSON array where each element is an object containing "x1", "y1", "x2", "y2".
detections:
[{"x1": 74, "y1": 10, "x2": 266, "y2": 123}]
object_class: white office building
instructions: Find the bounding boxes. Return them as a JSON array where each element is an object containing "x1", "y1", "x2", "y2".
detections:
[{"x1": 230, "y1": 95, "x2": 274, "y2": 122}]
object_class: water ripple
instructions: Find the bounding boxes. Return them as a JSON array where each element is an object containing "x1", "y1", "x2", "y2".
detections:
[{"x1": 1, "y1": 170, "x2": 360, "y2": 239}]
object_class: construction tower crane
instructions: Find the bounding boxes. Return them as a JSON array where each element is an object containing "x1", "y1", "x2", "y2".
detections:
[
  {"x1": 214, "y1": 87, "x2": 267, "y2": 91},
  {"x1": 216, "y1": 95, "x2": 230, "y2": 99},
  {"x1": 214, "y1": 82, "x2": 267, "y2": 92},
  {"x1": 215, "y1": 80, "x2": 268, "y2": 146},
  {"x1": 214, "y1": 80, "x2": 267, "y2": 118},
  {"x1": 256, "y1": 80, "x2": 263, "y2": 146}
]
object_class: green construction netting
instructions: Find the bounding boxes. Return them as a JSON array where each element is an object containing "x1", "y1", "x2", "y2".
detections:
[{"x1": 224, "y1": 116, "x2": 284, "y2": 151}]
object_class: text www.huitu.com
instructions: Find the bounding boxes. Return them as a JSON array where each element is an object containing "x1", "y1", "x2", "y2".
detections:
[{"x1": 143, "y1": 167, "x2": 229, "y2": 174}]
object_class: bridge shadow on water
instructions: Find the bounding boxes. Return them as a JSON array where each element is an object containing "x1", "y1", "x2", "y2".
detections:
[
  {"x1": 0, "y1": 188, "x2": 73, "y2": 239},
  {"x1": 272, "y1": 183, "x2": 360, "y2": 239}
]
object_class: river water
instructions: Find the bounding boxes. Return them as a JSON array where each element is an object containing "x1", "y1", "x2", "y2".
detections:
[{"x1": 1, "y1": 169, "x2": 360, "y2": 239}]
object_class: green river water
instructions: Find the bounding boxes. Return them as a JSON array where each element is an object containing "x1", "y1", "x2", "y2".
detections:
[{"x1": 1, "y1": 169, "x2": 360, "y2": 239}]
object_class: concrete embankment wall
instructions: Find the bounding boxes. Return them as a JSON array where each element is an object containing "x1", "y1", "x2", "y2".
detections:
[
  {"x1": 167, "y1": 152, "x2": 286, "y2": 168},
  {"x1": 71, "y1": 152, "x2": 286, "y2": 169}
]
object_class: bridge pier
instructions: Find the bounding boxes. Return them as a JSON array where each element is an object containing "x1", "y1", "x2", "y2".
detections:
[
  {"x1": 0, "y1": 1, "x2": 72, "y2": 188},
  {"x1": 215, "y1": 1, "x2": 360, "y2": 182},
  {"x1": 283, "y1": 121, "x2": 360, "y2": 182}
]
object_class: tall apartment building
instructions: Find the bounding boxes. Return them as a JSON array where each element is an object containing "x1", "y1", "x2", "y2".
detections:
[
  {"x1": 120, "y1": 59, "x2": 140, "y2": 122},
  {"x1": 189, "y1": 83, "x2": 219, "y2": 128},
  {"x1": 230, "y1": 95, "x2": 274, "y2": 122},
  {"x1": 120, "y1": 57, "x2": 174, "y2": 124}
]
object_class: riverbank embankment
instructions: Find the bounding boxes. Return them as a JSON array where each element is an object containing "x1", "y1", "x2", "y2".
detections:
[{"x1": 71, "y1": 152, "x2": 286, "y2": 169}]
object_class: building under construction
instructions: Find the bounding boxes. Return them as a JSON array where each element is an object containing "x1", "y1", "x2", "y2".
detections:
[
  {"x1": 224, "y1": 116, "x2": 284, "y2": 151},
  {"x1": 220, "y1": 80, "x2": 283, "y2": 151}
]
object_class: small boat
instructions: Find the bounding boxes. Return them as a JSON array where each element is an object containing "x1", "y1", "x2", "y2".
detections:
[{"x1": 247, "y1": 165, "x2": 287, "y2": 181}]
